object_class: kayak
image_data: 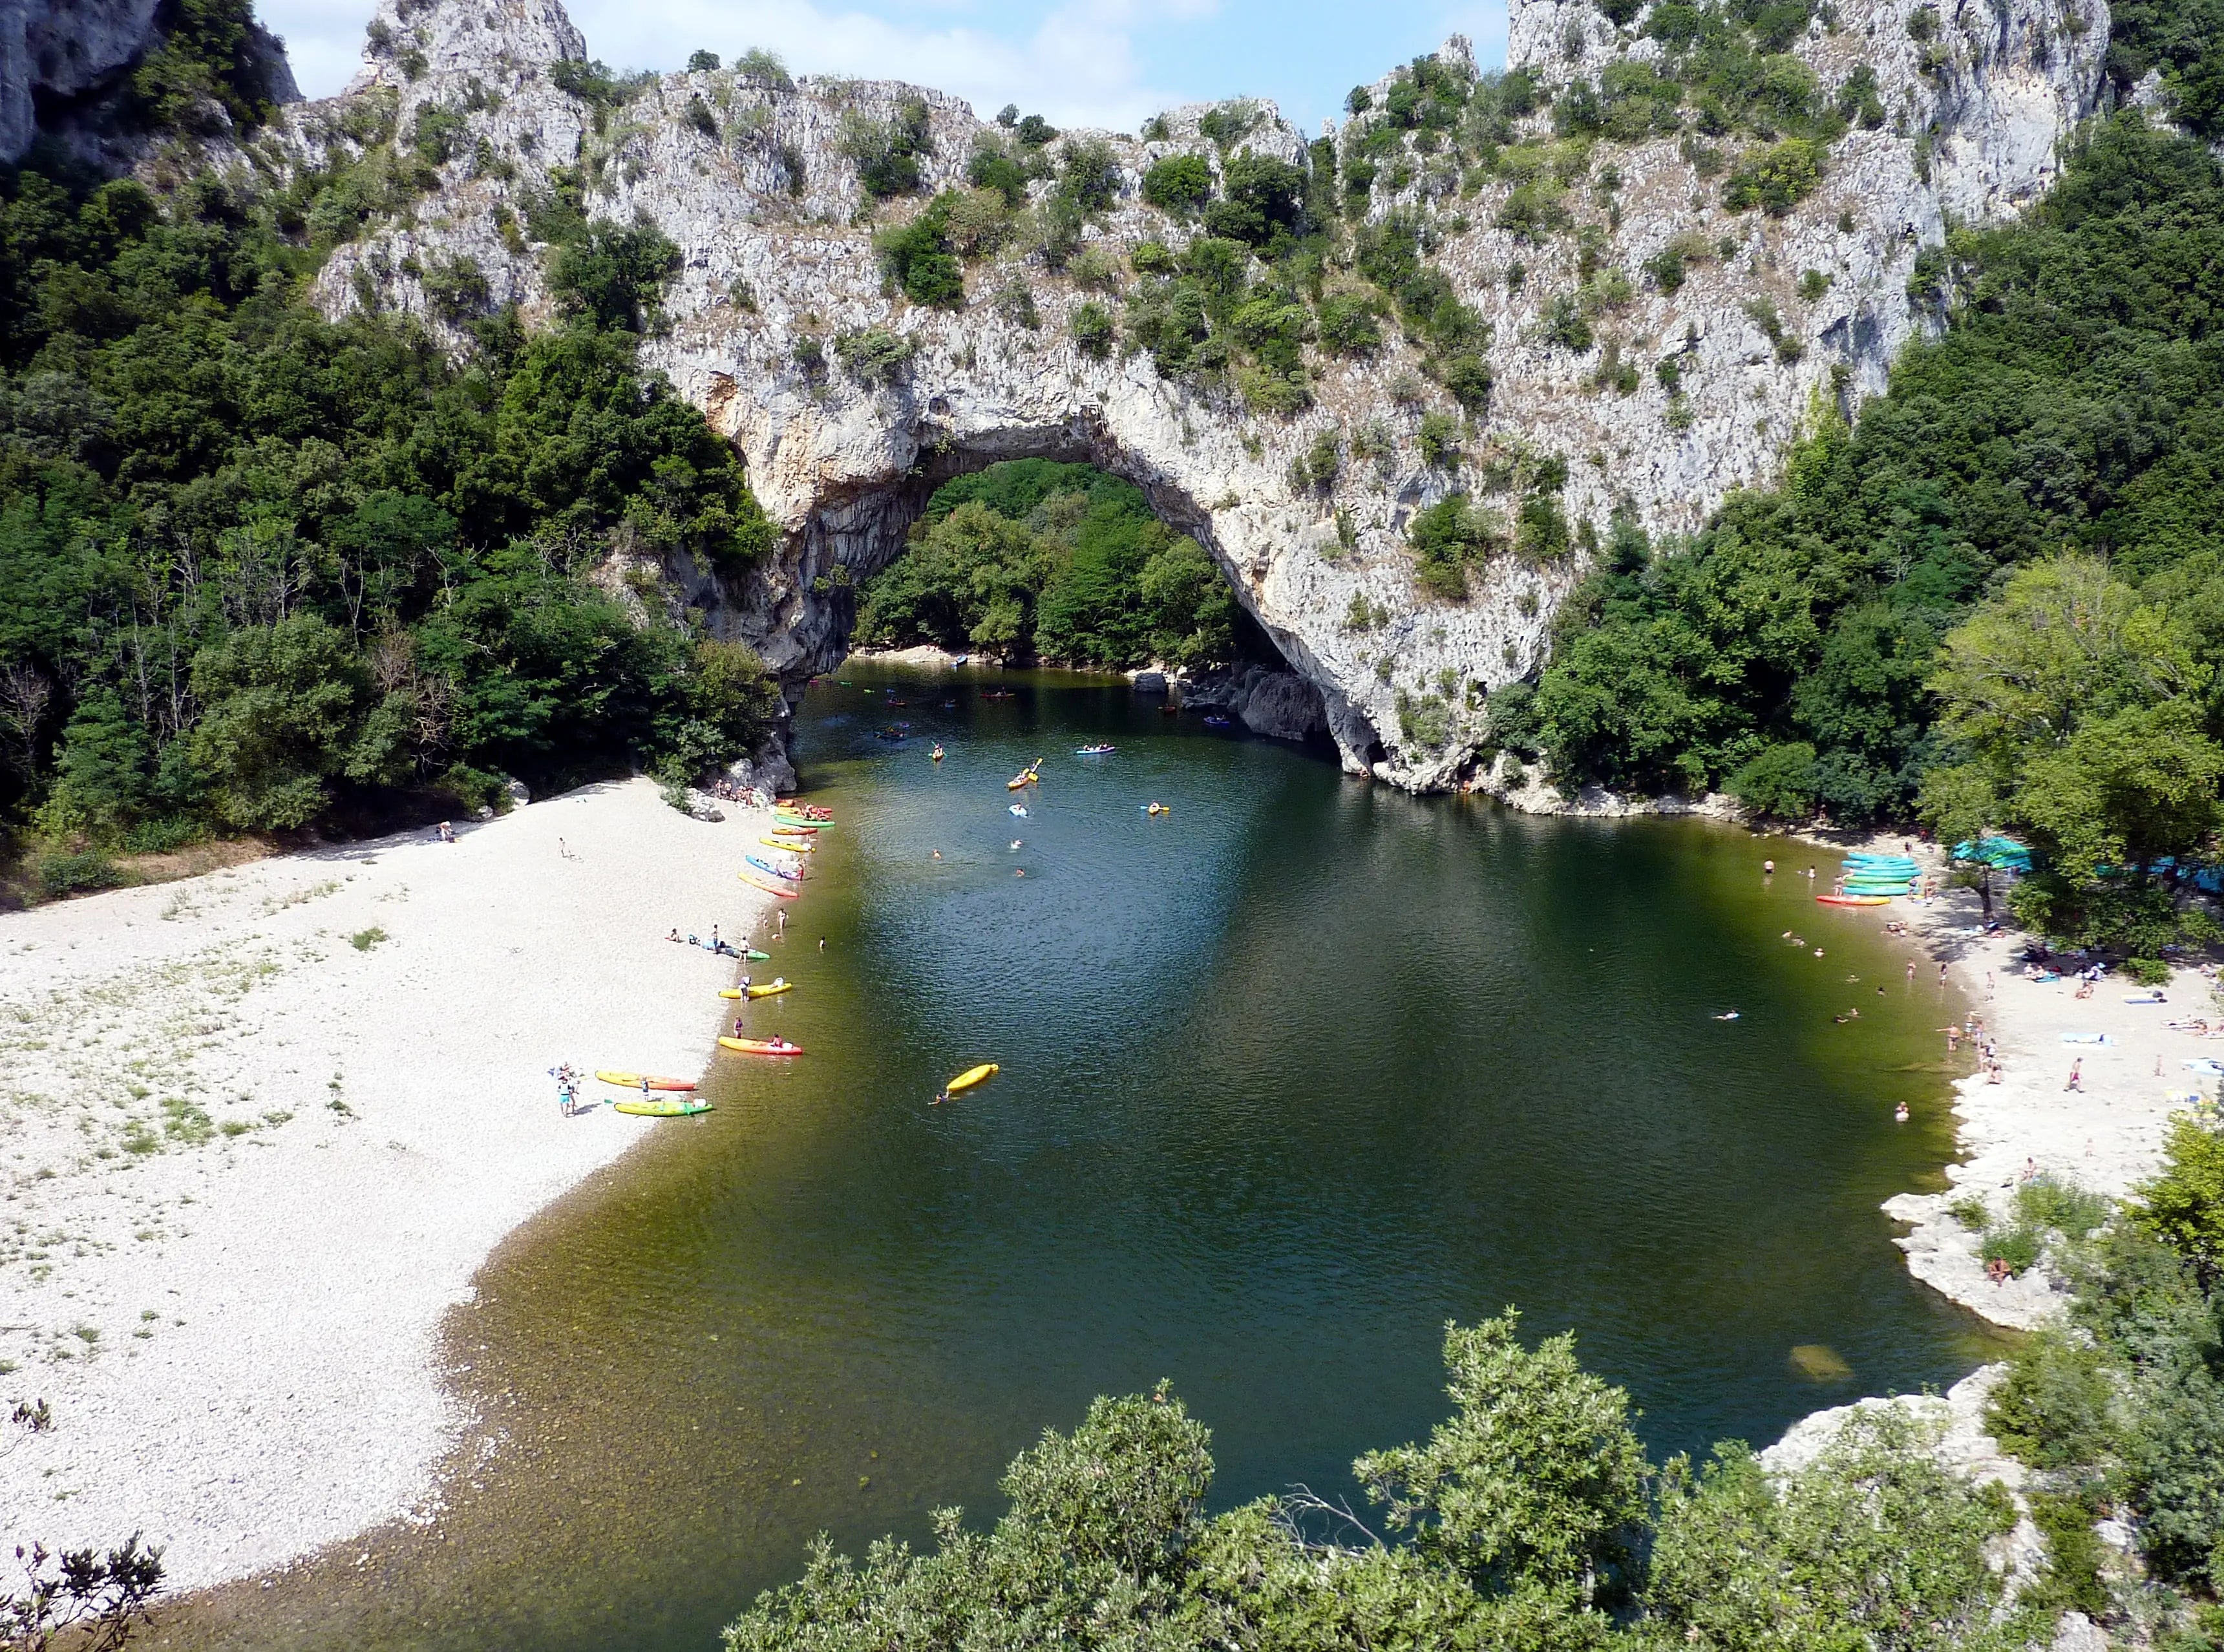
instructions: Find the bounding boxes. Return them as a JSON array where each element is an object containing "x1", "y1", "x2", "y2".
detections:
[
  {"x1": 1010, "y1": 804, "x2": 1028, "y2": 817},
  {"x1": 740, "y1": 871, "x2": 799, "y2": 899},
  {"x1": 1075, "y1": 745, "x2": 1116, "y2": 756},
  {"x1": 762, "y1": 834, "x2": 816, "y2": 852},
  {"x1": 746, "y1": 854, "x2": 805, "y2": 881},
  {"x1": 717, "y1": 980, "x2": 790, "y2": 999},
  {"x1": 776, "y1": 802, "x2": 833, "y2": 820},
  {"x1": 944, "y1": 1062, "x2": 999, "y2": 1094},
  {"x1": 614, "y1": 1097, "x2": 712, "y2": 1117},
  {"x1": 1817, "y1": 894, "x2": 1891, "y2": 907},
  {"x1": 594, "y1": 1071, "x2": 697, "y2": 1091},
  {"x1": 720, "y1": 1036, "x2": 803, "y2": 1055}
]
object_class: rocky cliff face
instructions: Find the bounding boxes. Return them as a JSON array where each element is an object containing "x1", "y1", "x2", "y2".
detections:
[
  {"x1": 0, "y1": 0, "x2": 298, "y2": 165},
  {"x1": 277, "y1": 0, "x2": 2106, "y2": 788}
]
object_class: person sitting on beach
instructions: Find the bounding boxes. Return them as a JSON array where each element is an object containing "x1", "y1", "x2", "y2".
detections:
[
  {"x1": 438, "y1": 821, "x2": 456, "y2": 843},
  {"x1": 666, "y1": 929, "x2": 683, "y2": 943},
  {"x1": 1987, "y1": 1256, "x2": 2013, "y2": 1285}
]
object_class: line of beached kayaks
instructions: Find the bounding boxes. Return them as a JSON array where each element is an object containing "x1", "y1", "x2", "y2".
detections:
[{"x1": 1816, "y1": 851, "x2": 1921, "y2": 906}]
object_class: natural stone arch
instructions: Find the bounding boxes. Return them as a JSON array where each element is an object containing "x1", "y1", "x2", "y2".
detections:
[
  {"x1": 690, "y1": 394, "x2": 1373, "y2": 763},
  {"x1": 299, "y1": 0, "x2": 2103, "y2": 789}
]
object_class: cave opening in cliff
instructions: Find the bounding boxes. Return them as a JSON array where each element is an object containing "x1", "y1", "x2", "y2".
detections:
[{"x1": 821, "y1": 447, "x2": 1332, "y2": 747}]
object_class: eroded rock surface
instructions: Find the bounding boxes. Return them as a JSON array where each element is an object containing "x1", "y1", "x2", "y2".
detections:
[{"x1": 279, "y1": 0, "x2": 2106, "y2": 787}]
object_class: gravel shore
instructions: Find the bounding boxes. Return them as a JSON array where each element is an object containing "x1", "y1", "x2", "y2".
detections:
[{"x1": 0, "y1": 779, "x2": 784, "y2": 1588}]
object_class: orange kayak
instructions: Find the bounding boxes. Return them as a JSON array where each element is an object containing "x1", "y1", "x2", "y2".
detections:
[
  {"x1": 739, "y1": 871, "x2": 799, "y2": 899},
  {"x1": 719, "y1": 1036, "x2": 803, "y2": 1055}
]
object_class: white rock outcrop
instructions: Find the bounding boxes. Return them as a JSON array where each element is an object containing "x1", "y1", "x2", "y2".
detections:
[{"x1": 284, "y1": 0, "x2": 2106, "y2": 787}]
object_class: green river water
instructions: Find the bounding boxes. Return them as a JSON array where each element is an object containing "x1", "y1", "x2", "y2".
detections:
[{"x1": 162, "y1": 662, "x2": 2006, "y2": 1651}]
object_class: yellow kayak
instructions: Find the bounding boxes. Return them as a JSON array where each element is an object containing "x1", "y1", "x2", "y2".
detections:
[
  {"x1": 762, "y1": 834, "x2": 815, "y2": 853},
  {"x1": 614, "y1": 1097, "x2": 712, "y2": 1117},
  {"x1": 944, "y1": 1062, "x2": 999, "y2": 1094},
  {"x1": 719, "y1": 979, "x2": 792, "y2": 999},
  {"x1": 594, "y1": 1071, "x2": 695, "y2": 1092}
]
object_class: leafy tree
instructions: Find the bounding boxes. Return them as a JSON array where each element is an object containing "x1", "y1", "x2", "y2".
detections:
[
  {"x1": 1534, "y1": 114, "x2": 2224, "y2": 828},
  {"x1": 2133, "y1": 1116, "x2": 2224, "y2": 1283}
]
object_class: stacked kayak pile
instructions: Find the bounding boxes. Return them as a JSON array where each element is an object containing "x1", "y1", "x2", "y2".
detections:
[
  {"x1": 1952, "y1": 836, "x2": 2033, "y2": 874},
  {"x1": 1823, "y1": 852, "x2": 1920, "y2": 905}
]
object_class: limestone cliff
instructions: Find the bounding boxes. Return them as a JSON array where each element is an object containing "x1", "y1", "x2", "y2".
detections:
[
  {"x1": 273, "y1": 0, "x2": 2106, "y2": 788},
  {"x1": 0, "y1": 0, "x2": 299, "y2": 166}
]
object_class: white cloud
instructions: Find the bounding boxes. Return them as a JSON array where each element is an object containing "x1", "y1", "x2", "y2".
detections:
[{"x1": 258, "y1": 0, "x2": 1196, "y2": 130}]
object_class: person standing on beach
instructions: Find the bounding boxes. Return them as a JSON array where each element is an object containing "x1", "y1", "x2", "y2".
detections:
[
  {"x1": 2065, "y1": 1060, "x2": 2082, "y2": 1092},
  {"x1": 1938, "y1": 961, "x2": 1949, "y2": 985}
]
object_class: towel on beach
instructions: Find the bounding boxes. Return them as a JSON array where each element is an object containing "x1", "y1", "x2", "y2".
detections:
[
  {"x1": 2062, "y1": 1032, "x2": 2113, "y2": 1045},
  {"x1": 2185, "y1": 1059, "x2": 2224, "y2": 1075},
  {"x1": 2125, "y1": 993, "x2": 2168, "y2": 1004}
]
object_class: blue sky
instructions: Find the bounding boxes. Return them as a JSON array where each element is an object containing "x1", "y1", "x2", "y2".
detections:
[{"x1": 262, "y1": 0, "x2": 1510, "y2": 134}]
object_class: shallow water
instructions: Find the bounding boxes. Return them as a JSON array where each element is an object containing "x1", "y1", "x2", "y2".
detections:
[{"x1": 161, "y1": 664, "x2": 2006, "y2": 1652}]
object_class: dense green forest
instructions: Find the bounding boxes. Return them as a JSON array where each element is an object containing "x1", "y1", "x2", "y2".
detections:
[
  {"x1": 854, "y1": 460, "x2": 1236, "y2": 668},
  {"x1": 0, "y1": 66, "x2": 780, "y2": 898},
  {"x1": 1503, "y1": 112, "x2": 2224, "y2": 961},
  {"x1": 726, "y1": 1130, "x2": 2224, "y2": 1652}
]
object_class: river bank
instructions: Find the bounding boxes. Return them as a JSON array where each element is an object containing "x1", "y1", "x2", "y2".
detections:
[
  {"x1": 0, "y1": 778, "x2": 782, "y2": 1590},
  {"x1": 1855, "y1": 842, "x2": 2207, "y2": 1329}
]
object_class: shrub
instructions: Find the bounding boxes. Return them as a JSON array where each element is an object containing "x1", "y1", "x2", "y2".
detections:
[
  {"x1": 1728, "y1": 742, "x2": 1818, "y2": 818},
  {"x1": 686, "y1": 49, "x2": 719, "y2": 72},
  {"x1": 2017, "y1": 1175, "x2": 2112, "y2": 1239},
  {"x1": 684, "y1": 93, "x2": 717, "y2": 138},
  {"x1": 1408, "y1": 494, "x2": 1503, "y2": 599},
  {"x1": 735, "y1": 48, "x2": 792, "y2": 89},
  {"x1": 1419, "y1": 411, "x2": 1462, "y2": 467},
  {"x1": 1541, "y1": 294, "x2": 1594, "y2": 352},
  {"x1": 1071, "y1": 302, "x2": 1116, "y2": 358},
  {"x1": 34, "y1": 849, "x2": 122, "y2": 899},
  {"x1": 1980, "y1": 1221, "x2": 2044, "y2": 1276},
  {"x1": 1316, "y1": 291, "x2": 1384, "y2": 355},
  {"x1": 841, "y1": 96, "x2": 933, "y2": 200},
  {"x1": 874, "y1": 197, "x2": 964, "y2": 307},
  {"x1": 834, "y1": 327, "x2": 915, "y2": 386},
  {"x1": 1141, "y1": 153, "x2": 1213, "y2": 212},
  {"x1": 1397, "y1": 689, "x2": 1454, "y2": 748},
  {"x1": 1068, "y1": 246, "x2": 1123, "y2": 293},
  {"x1": 1438, "y1": 353, "x2": 1494, "y2": 412},
  {"x1": 1724, "y1": 138, "x2": 1827, "y2": 214}
]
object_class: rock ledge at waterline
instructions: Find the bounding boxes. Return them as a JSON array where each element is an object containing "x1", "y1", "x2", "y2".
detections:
[{"x1": 272, "y1": 0, "x2": 2102, "y2": 789}]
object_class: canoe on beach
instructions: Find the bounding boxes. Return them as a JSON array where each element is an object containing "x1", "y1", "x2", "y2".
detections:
[
  {"x1": 746, "y1": 855, "x2": 806, "y2": 881},
  {"x1": 740, "y1": 871, "x2": 800, "y2": 898},
  {"x1": 720, "y1": 1036, "x2": 803, "y2": 1055},
  {"x1": 613, "y1": 1097, "x2": 713, "y2": 1117},
  {"x1": 1816, "y1": 894, "x2": 1890, "y2": 907},
  {"x1": 593, "y1": 1071, "x2": 696, "y2": 1091},
  {"x1": 763, "y1": 835, "x2": 815, "y2": 852}
]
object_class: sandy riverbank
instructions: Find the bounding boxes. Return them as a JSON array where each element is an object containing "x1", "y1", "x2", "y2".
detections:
[
  {"x1": 0, "y1": 779, "x2": 789, "y2": 1588},
  {"x1": 1805, "y1": 840, "x2": 2203, "y2": 1329}
]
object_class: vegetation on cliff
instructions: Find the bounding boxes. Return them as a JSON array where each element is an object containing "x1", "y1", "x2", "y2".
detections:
[
  {"x1": 0, "y1": 140, "x2": 779, "y2": 890},
  {"x1": 1515, "y1": 112, "x2": 2224, "y2": 959}
]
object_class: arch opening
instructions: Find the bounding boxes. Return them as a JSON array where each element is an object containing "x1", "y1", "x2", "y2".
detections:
[{"x1": 780, "y1": 435, "x2": 1337, "y2": 752}]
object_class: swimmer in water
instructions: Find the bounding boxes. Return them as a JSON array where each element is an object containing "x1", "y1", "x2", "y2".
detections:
[
  {"x1": 1713, "y1": 1010, "x2": 1740, "y2": 1021},
  {"x1": 1895, "y1": 1102, "x2": 1911, "y2": 1122}
]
